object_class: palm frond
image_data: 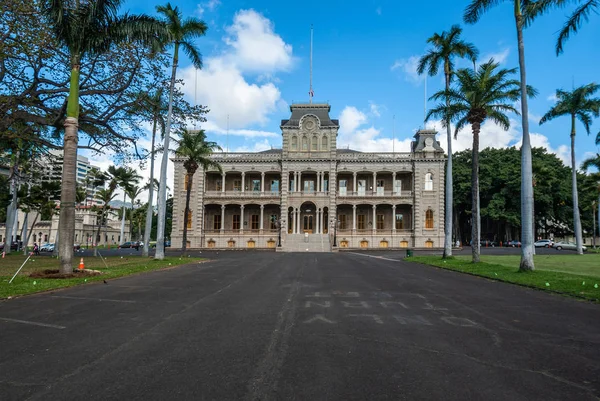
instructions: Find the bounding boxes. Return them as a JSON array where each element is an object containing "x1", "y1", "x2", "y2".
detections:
[
  {"x1": 181, "y1": 41, "x2": 203, "y2": 69},
  {"x1": 556, "y1": 0, "x2": 597, "y2": 54},
  {"x1": 580, "y1": 153, "x2": 600, "y2": 171},
  {"x1": 464, "y1": 0, "x2": 505, "y2": 24}
]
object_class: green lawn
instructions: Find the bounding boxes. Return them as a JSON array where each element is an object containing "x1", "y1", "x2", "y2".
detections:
[
  {"x1": 410, "y1": 254, "x2": 600, "y2": 302},
  {"x1": 0, "y1": 254, "x2": 205, "y2": 299}
]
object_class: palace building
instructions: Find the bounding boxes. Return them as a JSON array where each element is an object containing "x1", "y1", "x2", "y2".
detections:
[{"x1": 171, "y1": 102, "x2": 445, "y2": 251}]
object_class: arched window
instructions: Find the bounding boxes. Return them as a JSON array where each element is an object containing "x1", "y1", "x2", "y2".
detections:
[
  {"x1": 425, "y1": 209, "x2": 434, "y2": 229},
  {"x1": 424, "y1": 173, "x2": 433, "y2": 191},
  {"x1": 302, "y1": 136, "x2": 308, "y2": 150},
  {"x1": 291, "y1": 136, "x2": 298, "y2": 150},
  {"x1": 311, "y1": 136, "x2": 318, "y2": 151},
  {"x1": 321, "y1": 135, "x2": 328, "y2": 149}
]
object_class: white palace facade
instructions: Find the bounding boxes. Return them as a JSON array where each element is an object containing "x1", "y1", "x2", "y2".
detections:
[{"x1": 171, "y1": 102, "x2": 445, "y2": 251}]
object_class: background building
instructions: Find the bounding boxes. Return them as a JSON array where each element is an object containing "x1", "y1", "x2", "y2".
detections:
[{"x1": 171, "y1": 102, "x2": 446, "y2": 251}]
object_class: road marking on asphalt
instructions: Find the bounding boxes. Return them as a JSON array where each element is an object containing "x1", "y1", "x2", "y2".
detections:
[
  {"x1": 49, "y1": 295, "x2": 137, "y2": 304},
  {"x1": 393, "y1": 315, "x2": 433, "y2": 325},
  {"x1": 0, "y1": 317, "x2": 66, "y2": 329},
  {"x1": 348, "y1": 314, "x2": 384, "y2": 324},
  {"x1": 341, "y1": 301, "x2": 371, "y2": 309},
  {"x1": 303, "y1": 314, "x2": 337, "y2": 324},
  {"x1": 305, "y1": 301, "x2": 331, "y2": 308},
  {"x1": 380, "y1": 301, "x2": 409, "y2": 309},
  {"x1": 346, "y1": 252, "x2": 402, "y2": 262}
]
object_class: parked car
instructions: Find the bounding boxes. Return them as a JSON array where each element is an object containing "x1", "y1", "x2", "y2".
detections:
[
  {"x1": 118, "y1": 241, "x2": 140, "y2": 250},
  {"x1": 506, "y1": 240, "x2": 522, "y2": 247},
  {"x1": 40, "y1": 243, "x2": 55, "y2": 252},
  {"x1": 0, "y1": 241, "x2": 19, "y2": 251},
  {"x1": 149, "y1": 240, "x2": 170, "y2": 248},
  {"x1": 534, "y1": 239, "x2": 553, "y2": 248},
  {"x1": 552, "y1": 241, "x2": 587, "y2": 252}
]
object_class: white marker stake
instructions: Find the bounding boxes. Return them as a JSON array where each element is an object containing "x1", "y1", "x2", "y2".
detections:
[
  {"x1": 97, "y1": 250, "x2": 109, "y2": 269},
  {"x1": 9, "y1": 253, "x2": 33, "y2": 283}
]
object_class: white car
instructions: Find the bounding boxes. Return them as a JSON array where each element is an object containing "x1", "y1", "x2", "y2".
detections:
[
  {"x1": 552, "y1": 241, "x2": 587, "y2": 251},
  {"x1": 40, "y1": 243, "x2": 54, "y2": 252},
  {"x1": 534, "y1": 239, "x2": 553, "y2": 248}
]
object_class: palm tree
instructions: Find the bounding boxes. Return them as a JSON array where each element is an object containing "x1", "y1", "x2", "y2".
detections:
[
  {"x1": 526, "y1": 0, "x2": 598, "y2": 54},
  {"x1": 41, "y1": 0, "x2": 166, "y2": 273},
  {"x1": 75, "y1": 186, "x2": 87, "y2": 209},
  {"x1": 154, "y1": 3, "x2": 207, "y2": 260},
  {"x1": 115, "y1": 167, "x2": 141, "y2": 244},
  {"x1": 126, "y1": 185, "x2": 143, "y2": 241},
  {"x1": 417, "y1": 25, "x2": 478, "y2": 259},
  {"x1": 174, "y1": 130, "x2": 221, "y2": 253},
  {"x1": 427, "y1": 60, "x2": 533, "y2": 263},
  {"x1": 540, "y1": 84, "x2": 600, "y2": 254},
  {"x1": 464, "y1": 0, "x2": 537, "y2": 271},
  {"x1": 93, "y1": 185, "x2": 118, "y2": 257},
  {"x1": 581, "y1": 154, "x2": 600, "y2": 243},
  {"x1": 139, "y1": 88, "x2": 167, "y2": 257}
]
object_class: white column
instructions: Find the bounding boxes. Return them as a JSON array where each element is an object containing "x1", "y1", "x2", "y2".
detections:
[
  {"x1": 372, "y1": 172, "x2": 377, "y2": 195},
  {"x1": 260, "y1": 205, "x2": 264, "y2": 230},
  {"x1": 294, "y1": 172, "x2": 298, "y2": 192},
  {"x1": 392, "y1": 205, "x2": 397, "y2": 233},
  {"x1": 241, "y1": 172, "x2": 245, "y2": 193},
  {"x1": 298, "y1": 172, "x2": 302, "y2": 193},
  {"x1": 295, "y1": 208, "x2": 300, "y2": 233},
  {"x1": 220, "y1": 205, "x2": 225, "y2": 232},
  {"x1": 352, "y1": 205, "x2": 357, "y2": 231},
  {"x1": 221, "y1": 172, "x2": 226, "y2": 193},
  {"x1": 372, "y1": 205, "x2": 377, "y2": 233},
  {"x1": 240, "y1": 205, "x2": 245, "y2": 233},
  {"x1": 318, "y1": 172, "x2": 322, "y2": 192},
  {"x1": 353, "y1": 172, "x2": 357, "y2": 196},
  {"x1": 261, "y1": 172, "x2": 265, "y2": 193},
  {"x1": 316, "y1": 209, "x2": 320, "y2": 234},
  {"x1": 319, "y1": 209, "x2": 323, "y2": 233},
  {"x1": 392, "y1": 172, "x2": 396, "y2": 195}
]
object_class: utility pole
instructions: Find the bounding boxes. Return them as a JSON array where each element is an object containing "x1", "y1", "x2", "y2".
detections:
[{"x1": 309, "y1": 24, "x2": 314, "y2": 103}]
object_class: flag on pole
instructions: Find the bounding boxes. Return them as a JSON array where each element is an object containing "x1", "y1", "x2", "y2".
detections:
[{"x1": 309, "y1": 89, "x2": 314, "y2": 97}]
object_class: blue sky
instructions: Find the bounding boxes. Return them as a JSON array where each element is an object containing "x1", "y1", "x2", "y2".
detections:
[{"x1": 90, "y1": 0, "x2": 600, "y2": 196}]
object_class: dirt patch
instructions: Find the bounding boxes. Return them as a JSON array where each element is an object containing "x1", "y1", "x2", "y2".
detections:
[{"x1": 29, "y1": 269, "x2": 103, "y2": 279}]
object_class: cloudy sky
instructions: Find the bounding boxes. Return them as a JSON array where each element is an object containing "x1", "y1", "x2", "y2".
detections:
[{"x1": 83, "y1": 0, "x2": 600, "y2": 202}]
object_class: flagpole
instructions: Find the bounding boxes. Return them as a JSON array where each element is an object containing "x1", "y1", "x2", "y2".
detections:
[
  {"x1": 424, "y1": 76, "x2": 427, "y2": 128},
  {"x1": 309, "y1": 24, "x2": 313, "y2": 104},
  {"x1": 392, "y1": 114, "x2": 395, "y2": 154}
]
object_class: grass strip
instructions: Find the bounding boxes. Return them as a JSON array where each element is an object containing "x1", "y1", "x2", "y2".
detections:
[
  {"x1": 1, "y1": 255, "x2": 205, "y2": 299},
  {"x1": 410, "y1": 255, "x2": 600, "y2": 302}
]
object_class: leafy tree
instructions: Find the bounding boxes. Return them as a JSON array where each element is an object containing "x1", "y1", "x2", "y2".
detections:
[
  {"x1": 540, "y1": 83, "x2": 600, "y2": 254},
  {"x1": 417, "y1": 25, "x2": 478, "y2": 259},
  {"x1": 428, "y1": 60, "x2": 531, "y2": 262},
  {"x1": 94, "y1": 184, "x2": 118, "y2": 256},
  {"x1": 40, "y1": 0, "x2": 166, "y2": 273},
  {"x1": 126, "y1": 185, "x2": 143, "y2": 241},
  {"x1": 464, "y1": 0, "x2": 537, "y2": 271},
  {"x1": 526, "y1": 0, "x2": 598, "y2": 54},
  {"x1": 174, "y1": 130, "x2": 221, "y2": 253},
  {"x1": 154, "y1": 2, "x2": 207, "y2": 260}
]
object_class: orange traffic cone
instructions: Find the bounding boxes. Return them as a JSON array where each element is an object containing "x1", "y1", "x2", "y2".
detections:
[{"x1": 78, "y1": 257, "x2": 85, "y2": 270}]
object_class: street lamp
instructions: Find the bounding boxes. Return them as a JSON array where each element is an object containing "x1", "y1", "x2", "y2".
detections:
[
  {"x1": 275, "y1": 217, "x2": 284, "y2": 247},
  {"x1": 331, "y1": 217, "x2": 339, "y2": 247}
]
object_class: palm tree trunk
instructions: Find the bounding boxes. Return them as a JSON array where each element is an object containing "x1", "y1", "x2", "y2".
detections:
[
  {"x1": 93, "y1": 209, "x2": 104, "y2": 257},
  {"x1": 156, "y1": 44, "x2": 179, "y2": 260},
  {"x1": 21, "y1": 212, "x2": 28, "y2": 254},
  {"x1": 182, "y1": 173, "x2": 192, "y2": 254},
  {"x1": 142, "y1": 116, "x2": 158, "y2": 257},
  {"x1": 120, "y1": 192, "x2": 126, "y2": 244},
  {"x1": 24, "y1": 212, "x2": 39, "y2": 255},
  {"x1": 471, "y1": 122, "x2": 481, "y2": 263},
  {"x1": 3, "y1": 158, "x2": 18, "y2": 255},
  {"x1": 570, "y1": 116, "x2": 583, "y2": 254},
  {"x1": 443, "y1": 69, "x2": 453, "y2": 258},
  {"x1": 57, "y1": 56, "x2": 81, "y2": 273},
  {"x1": 515, "y1": 2, "x2": 535, "y2": 271}
]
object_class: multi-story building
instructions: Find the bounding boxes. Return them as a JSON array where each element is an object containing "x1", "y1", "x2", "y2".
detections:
[{"x1": 171, "y1": 102, "x2": 446, "y2": 251}]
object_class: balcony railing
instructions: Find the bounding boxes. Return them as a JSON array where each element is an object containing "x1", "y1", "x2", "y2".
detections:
[
  {"x1": 337, "y1": 152, "x2": 412, "y2": 161},
  {"x1": 288, "y1": 191, "x2": 329, "y2": 196},
  {"x1": 337, "y1": 190, "x2": 412, "y2": 197},
  {"x1": 204, "y1": 190, "x2": 281, "y2": 198},
  {"x1": 337, "y1": 229, "x2": 413, "y2": 234},
  {"x1": 203, "y1": 229, "x2": 279, "y2": 234}
]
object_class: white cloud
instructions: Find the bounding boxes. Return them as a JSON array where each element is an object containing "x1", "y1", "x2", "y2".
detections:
[
  {"x1": 181, "y1": 9, "x2": 293, "y2": 130},
  {"x1": 480, "y1": 48, "x2": 510, "y2": 65},
  {"x1": 429, "y1": 119, "x2": 520, "y2": 154},
  {"x1": 202, "y1": 120, "x2": 278, "y2": 138},
  {"x1": 529, "y1": 133, "x2": 570, "y2": 165},
  {"x1": 339, "y1": 106, "x2": 367, "y2": 136},
  {"x1": 196, "y1": 0, "x2": 221, "y2": 17},
  {"x1": 223, "y1": 9, "x2": 293, "y2": 73},
  {"x1": 547, "y1": 93, "x2": 558, "y2": 102},
  {"x1": 369, "y1": 101, "x2": 382, "y2": 118},
  {"x1": 390, "y1": 56, "x2": 423, "y2": 84},
  {"x1": 232, "y1": 139, "x2": 272, "y2": 152}
]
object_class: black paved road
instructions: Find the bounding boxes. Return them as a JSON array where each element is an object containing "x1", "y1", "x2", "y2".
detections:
[{"x1": 1, "y1": 252, "x2": 599, "y2": 400}]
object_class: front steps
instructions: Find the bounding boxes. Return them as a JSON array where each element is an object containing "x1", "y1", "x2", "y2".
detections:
[{"x1": 279, "y1": 234, "x2": 331, "y2": 252}]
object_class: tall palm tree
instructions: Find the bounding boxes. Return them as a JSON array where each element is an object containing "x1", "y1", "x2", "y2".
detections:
[
  {"x1": 174, "y1": 130, "x2": 221, "y2": 253},
  {"x1": 41, "y1": 0, "x2": 166, "y2": 273},
  {"x1": 115, "y1": 167, "x2": 141, "y2": 244},
  {"x1": 526, "y1": 0, "x2": 598, "y2": 54},
  {"x1": 139, "y1": 88, "x2": 167, "y2": 256},
  {"x1": 540, "y1": 84, "x2": 600, "y2": 254},
  {"x1": 427, "y1": 60, "x2": 534, "y2": 263},
  {"x1": 126, "y1": 185, "x2": 143, "y2": 241},
  {"x1": 154, "y1": 3, "x2": 207, "y2": 260},
  {"x1": 464, "y1": 0, "x2": 536, "y2": 271},
  {"x1": 93, "y1": 184, "x2": 118, "y2": 257},
  {"x1": 417, "y1": 25, "x2": 479, "y2": 259}
]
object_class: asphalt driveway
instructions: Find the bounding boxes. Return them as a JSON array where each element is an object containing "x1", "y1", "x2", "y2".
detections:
[{"x1": 1, "y1": 251, "x2": 598, "y2": 400}]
